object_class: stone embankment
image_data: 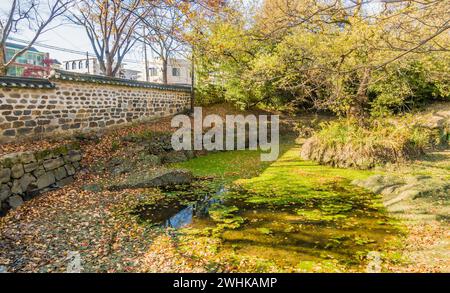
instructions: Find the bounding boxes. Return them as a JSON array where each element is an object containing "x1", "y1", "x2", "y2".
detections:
[{"x1": 0, "y1": 143, "x2": 82, "y2": 214}]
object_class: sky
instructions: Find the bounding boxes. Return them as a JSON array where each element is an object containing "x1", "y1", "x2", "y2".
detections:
[{"x1": 0, "y1": 0, "x2": 150, "y2": 71}]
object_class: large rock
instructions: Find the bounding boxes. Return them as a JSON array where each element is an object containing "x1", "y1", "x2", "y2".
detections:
[
  {"x1": 161, "y1": 151, "x2": 188, "y2": 164},
  {"x1": 65, "y1": 150, "x2": 82, "y2": 163},
  {"x1": 184, "y1": 150, "x2": 195, "y2": 160},
  {"x1": 138, "y1": 154, "x2": 161, "y2": 166},
  {"x1": 36, "y1": 172, "x2": 56, "y2": 189},
  {"x1": 73, "y1": 161, "x2": 81, "y2": 170},
  {"x1": 56, "y1": 176, "x2": 74, "y2": 187},
  {"x1": 23, "y1": 161, "x2": 39, "y2": 173},
  {"x1": 82, "y1": 184, "x2": 103, "y2": 193},
  {"x1": 108, "y1": 157, "x2": 124, "y2": 168},
  {"x1": 11, "y1": 180, "x2": 22, "y2": 194},
  {"x1": 107, "y1": 157, "x2": 127, "y2": 175},
  {"x1": 111, "y1": 163, "x2": 133, "y2": 176},
  {"x1": 0, "y1": 153, "x2": 20, "y2": 165},
  {"x1": 108, "y1": 169, "x2": 194, "y2": 191},
  {"x1": 19, "y1": 152, "x2": 36, "y2": 164},
  {"x1": 352, "y1": 175, "x2": 404, "y2": 194},
  {"x1": 385, "y1": 189, "x2": 421, "y2": 207},
  {"x1": 0, "y1": 168, "x2": 11, "y2": 184},
  {"x1": 352, "y1": 174, "x2": 450, "y2": 208},
  {"x1": 0, "y1": 184, "x2": 11, "y2": 202},
  {"x1": 11, "y1": 164, "x2": 24, "y2": 179},
  {"x1": 32, "y1": 167, "x2": 46, "y2": 178},
  {"x1": 43, "y1": 157, "x2": 65, "y2": 171},
  {"x1": 7, "y1": 195, "x2": 24, "y2": 209},
  {"x1": 53, "y1": 166, "x2": 67, "y2": 181},
  {"x1": 65, "y1": 164, "x2": 76, "y2": 176},
  {"x1": 19, "y1": 173, "x2": 36, "y2": 191}
]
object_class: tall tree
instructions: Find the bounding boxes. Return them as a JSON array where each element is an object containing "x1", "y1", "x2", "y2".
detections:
[
  {"x1": 0, "y1": 0, "x2": 73, "y2": 76},
  {"x1": 199, "y1": 0, "x2": 449, "y2": 116},
  {"x1": 70, "y1": 0, "x2": 150, "y2": 77},
  {"x1": 254, "y1": 0, "x2": 450, "y2": 117},
  {"x1": 140, "y1": 0, "x2": 187, "y2": 84}
]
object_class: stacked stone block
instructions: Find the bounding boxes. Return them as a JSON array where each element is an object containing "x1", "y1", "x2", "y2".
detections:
[
  {"x1": 0, "y1": 78, "x2": 191, "y2": 143},
  {"x1": 0, "y1": 143, "x2": 82, "y2": 213}
]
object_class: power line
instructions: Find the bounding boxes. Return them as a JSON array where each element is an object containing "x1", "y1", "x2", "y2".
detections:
[
  {"x1": 53, "y1": 30, "x2": 85, "y2": 53},
  {"x1": 7, "y1": 36, "x2": 144, "y2": 65}
]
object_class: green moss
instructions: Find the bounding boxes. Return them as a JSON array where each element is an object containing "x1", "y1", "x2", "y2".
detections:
[
  {"x1": 32, "y1": 143, "x2": 81, "y2": 162},
  {"x1": 173, "y1": 138, "x2": 295, "y2": 183},
  {"x1": 256, "y1": 227, "x2": 272, "y2": 235},
  {"x1": 136, "y1": 137, "x2": 405, "y2": 272},
  {"x1": 234, "y1": 147, "x2": 374, "y2": 207},
  {"x1": 35, "y1": 149, "x2": 52, "y2": 161},
  {"x1": 296, "y1": 209, "x2": 348, "y2": 222},
  {"x1": 67, "y1": 141, "x2": 81, "y2": 150},
  {"x1": 52, "y1": 145, "x2": 69, "y2": 156},
  {"x1": 0, "y1": 158, "x2": 14, "y2": 168}
]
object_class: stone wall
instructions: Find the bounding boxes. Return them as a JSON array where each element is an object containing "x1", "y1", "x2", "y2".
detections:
[
  {"x1": 0, "y1": 143, "x2": 82, "y2": 214},
  {"x1": 0, "y1": 71, "x2": 192, "y2": 143}
]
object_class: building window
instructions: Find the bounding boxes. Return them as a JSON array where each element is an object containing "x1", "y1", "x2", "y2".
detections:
[
  {"x1": 7, "y1": 66, "x2": 23, "y2": 77},
  {"x1": 36, "y1": 55, "x2": 43, "y2": 66},
  {"x1": 65, "y1": 62, "x2": 70, "y2": 70},
  {"x1": 172, "y1": 67, "x2": 181, "y2": 77},
  {"x1": 79, "y1": 61, "x2": 83, "y2": 69},
  {"x1": 7, "y1": 66, "x2": 18, "y2": 77},
  {"x1": 72, "y1": 61, "x2": 76, "y2": 70},
  {"x1": 149, "y1": 67, "x2": 158, "y2": 76},
  {"x1": 16, "y1": 53, "x2": 27, "y2": 64},
  {"x1": 5, "y1": 48, "x2": 15, "y2": 61}
]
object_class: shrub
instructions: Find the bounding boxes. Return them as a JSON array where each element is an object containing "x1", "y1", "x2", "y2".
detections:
[
  {"x1": 369, "y1": 61, "x2": 450, "y2": 116},
  {"x1": 300, "y1": 117, "x2": 447, "y2": 169},
  {"x1": 195, "y1": 83, "x2": 226, "y2": 106}
]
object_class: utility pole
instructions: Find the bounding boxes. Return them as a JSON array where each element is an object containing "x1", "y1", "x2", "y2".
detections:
[
  {"x1": 190, "y1": 49, "x2": 195, "y2": 113},
  {"x1": 86, "y1": 52, "x2": 90, "y2": 74},
  {"x1": 143, "y1": 27, "x2": 149, "y2": 82}
]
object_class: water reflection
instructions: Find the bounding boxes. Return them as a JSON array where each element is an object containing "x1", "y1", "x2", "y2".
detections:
[{"x1": 162, "y1": 187, "x2": 225, "y2": 228}]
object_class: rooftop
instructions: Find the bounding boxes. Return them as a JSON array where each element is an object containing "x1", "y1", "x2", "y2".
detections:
[
  {"x1": 0, "y1": 75, "x2": 55, "y2": 89},
  {"x1": 0, "y1": 70, "x2": 192, "y2": 92},
  {"x1": 5, "y1": 42, "x2": 40, "y2": 53}
]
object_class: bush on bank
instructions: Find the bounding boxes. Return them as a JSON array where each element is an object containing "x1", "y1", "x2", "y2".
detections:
[{"x1": 300, "y1": 116, "x2": 449, "y2": 169}]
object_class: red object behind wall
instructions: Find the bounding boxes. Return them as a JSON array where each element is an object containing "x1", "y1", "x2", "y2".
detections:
[{"x1": 15, "y1": 57, "x2": 52, "y2": 78}]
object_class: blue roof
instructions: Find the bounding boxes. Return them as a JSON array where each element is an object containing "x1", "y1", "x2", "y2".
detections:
[{"x1": 5, "y1": 42, "x2": 40, "y2": 53}]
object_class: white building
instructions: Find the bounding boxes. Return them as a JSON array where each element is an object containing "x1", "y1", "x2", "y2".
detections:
[
  {"x1": 62, "y1": 57, "x2": 191, "y2": 84},
  {"x1": 62, "y1": 58, "x2": 140, "y2": 80},
  {"x1": 50, "y1": 59, "x2": 62, "y2": 70},
  {"x1": 63, "y1": 58, "x2": 102, "y2": 75},
  {"x1": 142, "y1": 58, "x2": 191, "y2": 85},
  {"x1": 118, "y1": 68, "x2": 141, "y2": 80}
]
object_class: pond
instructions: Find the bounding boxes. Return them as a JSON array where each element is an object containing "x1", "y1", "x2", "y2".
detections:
[
  {"x1": 133, "y1": 180, "x2": 401, "y2": 272},
  {"x1": 136, "y1": 186, "x2": 226, "y2": 229}
]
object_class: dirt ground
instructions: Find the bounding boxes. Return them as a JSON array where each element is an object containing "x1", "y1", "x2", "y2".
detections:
[{"x1": 383, "y1": 150, "x2": 450, "y2": 273}]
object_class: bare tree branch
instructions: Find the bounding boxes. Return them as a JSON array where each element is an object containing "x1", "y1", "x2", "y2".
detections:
[{"x1": 0, "y1": 0, "x2": 74, "y2": 75}]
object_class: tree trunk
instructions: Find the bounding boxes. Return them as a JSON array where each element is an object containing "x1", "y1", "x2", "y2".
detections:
[
  {"x1": 105, "y1": 52, "x2": 114, "y2": 77},
  {"x1": 106, "y1": 60, "x2": 114, "y2": 77},
  {"x1": 162, "y1": 58, "x2": 168, "y2": 84},
  {"x1": 0, "y1": 46, "x2": 7, "y2": 76},
  {"x1": 348, "y1": 67, "x2": 371, "y2": 120}
]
